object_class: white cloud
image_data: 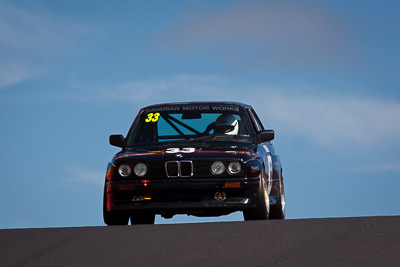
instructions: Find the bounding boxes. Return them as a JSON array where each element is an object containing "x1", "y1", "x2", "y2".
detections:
[
  {"x1": 0, "y1": 2, "x2": 88, "y2": 89},
  {"x1": 252, "y1": 92, "x2": 400, "y2": 147},
  {"x1": 102, "y1": 74, "x2": 233, "y2": 105},
  {"x1": 66, "y1": 166, "x2": 104, "y2": 186},
  {"x1": 352, "y1": 163, "x2": 400, "y2": 172},
  {"x1": 0, "y1": 61, "x2": 44, "y2": 90},
  {"x1": 0, "y1": 2, "x2": 86, "y2": 53}
]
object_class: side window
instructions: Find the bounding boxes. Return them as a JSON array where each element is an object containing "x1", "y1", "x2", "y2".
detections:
[
  {"x1": 247, "y1": 108, "x2": 264, "y2": 132},
  {"x1": 251, "y1": 109, "x2": 265, "y2": 130}
]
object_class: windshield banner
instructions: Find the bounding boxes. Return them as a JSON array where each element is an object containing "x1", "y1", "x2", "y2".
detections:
[{"x1": 144, "y1": 105, "x2": 240, "y2": 113}]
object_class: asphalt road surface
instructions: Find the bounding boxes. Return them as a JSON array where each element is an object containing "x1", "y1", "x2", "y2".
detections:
[{"x1": 1, "y1": 216, "x2": 399, "y2": 267}]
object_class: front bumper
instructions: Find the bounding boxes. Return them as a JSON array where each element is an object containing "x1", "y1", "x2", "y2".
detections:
[{"x1": 105, "y1": 176, "x2": 261, "y2": 214}]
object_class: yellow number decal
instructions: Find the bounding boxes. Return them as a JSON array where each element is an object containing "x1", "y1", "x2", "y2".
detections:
[
  {"x1": 152, "y1": 112, "x2": 160, "y2": 122},
  {"x1": 145, "y1": 113, "x2": 153, "y2": 122},
  {"x1": 145, "y1": 113, "x2": 160, "y2": 123}
]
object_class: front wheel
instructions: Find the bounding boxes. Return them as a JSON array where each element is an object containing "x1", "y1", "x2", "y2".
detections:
[
  {"x1": 269, "y1": 175, "x2": 285, "y2": 220},
  {"x1": 243, "y1": 172, "x2": 270, "y2": 221},
  {"x1": 103, "y1": 186, "x2": 129, "y2": 225}
]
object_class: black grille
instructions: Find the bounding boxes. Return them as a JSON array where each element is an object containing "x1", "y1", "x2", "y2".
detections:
[{"x1": 165, "y1": 161, "x2": 193, "y2": 178}]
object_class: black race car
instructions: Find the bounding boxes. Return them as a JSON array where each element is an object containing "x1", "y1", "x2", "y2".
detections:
[{"x1": 103, "y1": 102, "x2": 285, "y2": 225}]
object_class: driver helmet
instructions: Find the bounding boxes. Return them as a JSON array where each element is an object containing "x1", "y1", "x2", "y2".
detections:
[{"x1": 215, "y1": 114, "x2": 239, "y2": 135}]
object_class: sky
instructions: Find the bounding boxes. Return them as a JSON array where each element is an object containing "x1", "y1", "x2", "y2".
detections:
[{"x1": 1, "y1": 0, "x2": 399, "y2": 229}]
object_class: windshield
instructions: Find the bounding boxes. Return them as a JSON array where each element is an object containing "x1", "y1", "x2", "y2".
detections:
[{"x1": 126, "y1": 104, "x2": 252, "y2": 146}]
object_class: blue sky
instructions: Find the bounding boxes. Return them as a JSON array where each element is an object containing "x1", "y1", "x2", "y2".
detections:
[{"x1": 1, "y1": 0, "x2": 399, "y2": 228}]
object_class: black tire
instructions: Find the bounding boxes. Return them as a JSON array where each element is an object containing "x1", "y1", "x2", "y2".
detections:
[
  {"x1": 130, "y1": 212, "x2": 156, "y2": 225},
  {"x1": 243, "y1": 171, "x2": 270, "y2": 221},
  {"x1": 103, "y1": 185, "x2": 129, "y2": 226},
  {"x1": 269, "y1": 175, "x2": 285, "y2": 220}
]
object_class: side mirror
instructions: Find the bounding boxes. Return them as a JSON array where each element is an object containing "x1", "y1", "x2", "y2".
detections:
[
  {"x1": 257, "y1": 130, "x2": 274, "y2": 143},
  {"x1": 109, "y1": 134, "x2": 124, "y2": 148}
]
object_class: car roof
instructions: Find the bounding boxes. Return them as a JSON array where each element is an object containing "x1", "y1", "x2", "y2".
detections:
[{"x1": 142, "y1": 101, "x2": 253, "y2": 109}]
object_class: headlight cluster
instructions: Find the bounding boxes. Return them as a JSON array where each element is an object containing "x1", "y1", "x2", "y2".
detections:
[
  {"x1": 211, "y1": 161, "x2": 241, "y2": 175},
  {"x1": 118, "y1": 163, "x2": 147, "y2": 178}
]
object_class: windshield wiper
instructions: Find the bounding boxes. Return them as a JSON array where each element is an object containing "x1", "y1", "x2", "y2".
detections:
[{"x1": 187, "y1": 134, "x2": 217, "y2": 142}]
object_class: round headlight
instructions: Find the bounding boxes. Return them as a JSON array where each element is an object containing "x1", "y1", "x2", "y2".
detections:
[
  {"x1": 134, "y1": 163, "x2": 148, "y2": 177},
  {"x1": 227, "y1": 161, "x2": 241, "y2": 175},
  {"x1": 211, "y1": 161, "x2": 225, "y2": 175},
  {"x1": 118, "y1": 164, "x2": 132, "y2": 177}
]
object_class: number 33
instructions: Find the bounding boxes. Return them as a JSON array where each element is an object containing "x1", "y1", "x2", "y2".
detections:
[{"x1": 145, "y1": 112, "x2": 160, "y2": 123}]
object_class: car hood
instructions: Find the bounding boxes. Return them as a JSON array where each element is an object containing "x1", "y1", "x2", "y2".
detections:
[{"x1": 112, "y1": 143, "x2": 256, "y2": 164}]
